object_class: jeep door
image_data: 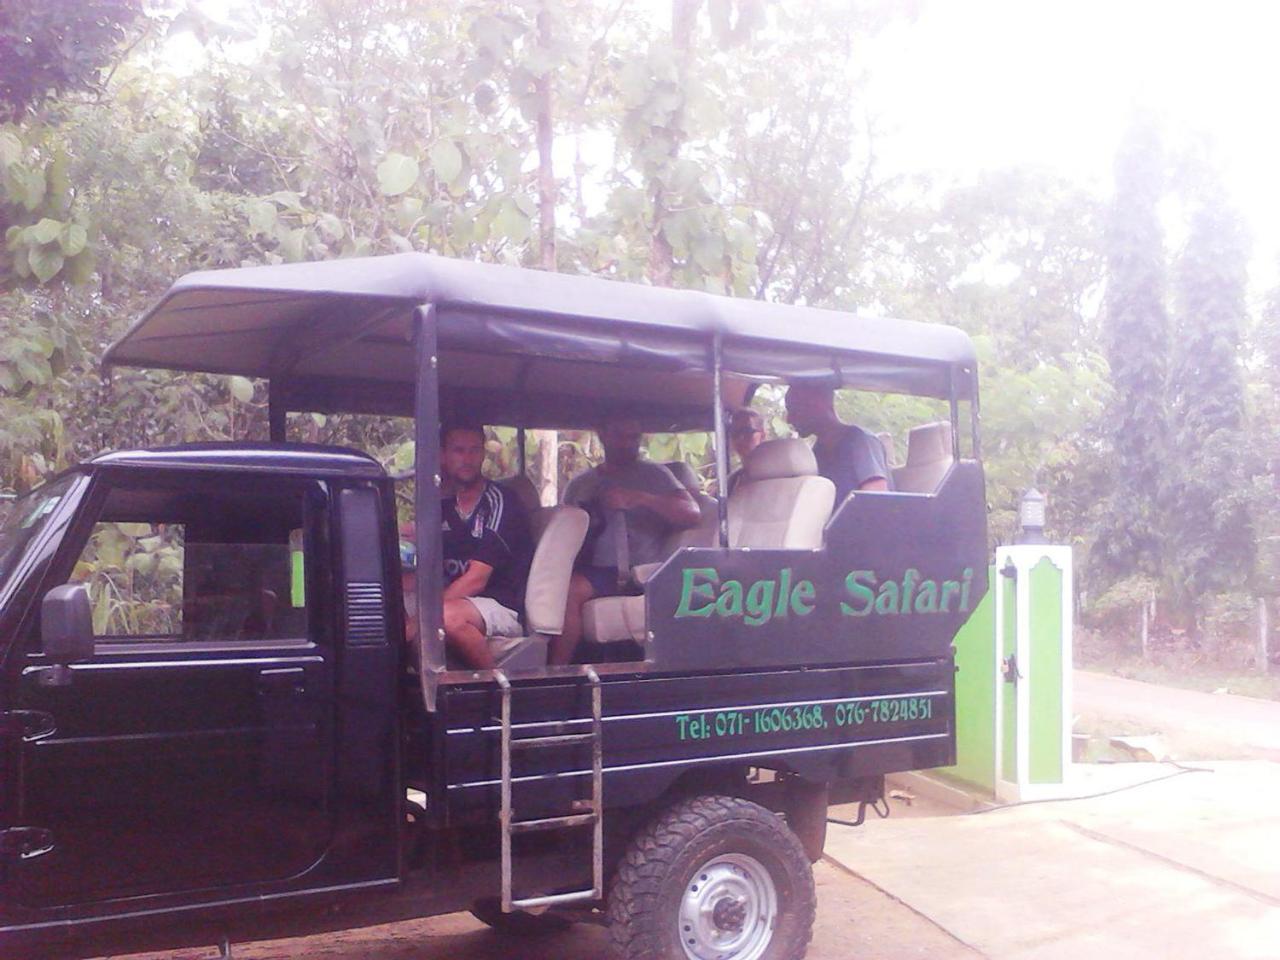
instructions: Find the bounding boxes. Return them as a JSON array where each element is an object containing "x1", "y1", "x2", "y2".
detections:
[{"x1": 6, "y1": 470, "x2": 337, "y2": 908}]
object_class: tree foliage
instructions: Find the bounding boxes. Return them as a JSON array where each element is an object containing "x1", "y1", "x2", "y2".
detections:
[
  {"x1": 1093, "y1": 112, "x2": 1170, "y2": 583},
  {"x1": 0, "y1": 0, "x2": 1271, "y2": 648},
  {"x1": 1165, "y1": 166, "x2": 1254, "y2": 617}
]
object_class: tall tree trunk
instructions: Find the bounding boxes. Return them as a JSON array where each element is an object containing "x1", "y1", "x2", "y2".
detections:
[
  {"x1": 535, "y1": 3, "x2": 557, "y2": 272},
  {"x1": 648, "y1": 0, "x2": 700, "y2": 287}
]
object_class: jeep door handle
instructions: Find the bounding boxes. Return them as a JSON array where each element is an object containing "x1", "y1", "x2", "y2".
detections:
[{"x1": 255, "y1": 667, "x2": 306, "y2": 696}]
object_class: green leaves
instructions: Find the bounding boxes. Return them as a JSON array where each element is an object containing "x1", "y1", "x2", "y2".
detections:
[
  {"x1": 228, "y1": 376, "x2": 255, "y2": 404},
  {"x1": 27, "y1": 245, "x2": 64, "y2": 283},
  {"x1": 377, "y1": 152, "x2": 420, "y2": 196},
  {"x1": 58, "y1": 222, "x2": 87, "y2": 256},
  {"x1": 429, "y1": 140, "x2": 463, "y2": 185}
]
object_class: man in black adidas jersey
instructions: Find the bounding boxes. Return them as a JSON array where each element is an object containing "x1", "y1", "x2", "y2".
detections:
[{"x1": 439, "y1": 423, "x2": 532, "y2": 669}]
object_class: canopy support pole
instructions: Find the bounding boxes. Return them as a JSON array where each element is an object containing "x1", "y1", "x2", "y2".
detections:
[
  {"x1": 268, "y1": 390, "x2": 287, "y2": 443},
  {"x1": 711, "y1": 335, "x2": 729, "y2": 548},
  {"x1": 414, "y1": 304, "x2": 446, "y2": 712},
  {"x1": 517, "y1": 426, "x2": 527, "y2": 475}
]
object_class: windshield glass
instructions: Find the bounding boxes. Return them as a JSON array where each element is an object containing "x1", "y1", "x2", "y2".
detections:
[{"x1": 0, "y1": 476, "x2": 76, "y2": 594}]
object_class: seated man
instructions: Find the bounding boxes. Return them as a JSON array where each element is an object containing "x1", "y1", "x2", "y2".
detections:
[
  {"x1": 439, "y1": 422, "x2": 532, "y2": 669},
  {"x1": 785, "y1": 383, "x2": 893, "y2": 502},
  {"x1": 726, "y1": 405, "x2": 766, "y2": 496},
  {"x1": 551, "y1": 414, "x2": 700, "y2": 665}
]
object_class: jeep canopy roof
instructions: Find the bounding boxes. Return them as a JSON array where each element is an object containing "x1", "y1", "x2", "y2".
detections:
[{"x1": 104, "y1": 253, "x2": 978, "y2": 430}]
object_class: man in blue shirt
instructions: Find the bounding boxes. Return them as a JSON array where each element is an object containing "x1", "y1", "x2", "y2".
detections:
[{"x1": 785, "y1": 384, "x2": 893, "y2": 504}]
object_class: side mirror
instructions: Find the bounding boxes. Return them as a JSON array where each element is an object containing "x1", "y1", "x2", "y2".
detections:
[{"x1": 41, "y1": 585, "x2": 94, "y2": 685}]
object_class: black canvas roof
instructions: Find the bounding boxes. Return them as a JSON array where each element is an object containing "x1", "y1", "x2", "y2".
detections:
[{"x1": 104, "y1": 253, "x2": 977, "y2": 427}]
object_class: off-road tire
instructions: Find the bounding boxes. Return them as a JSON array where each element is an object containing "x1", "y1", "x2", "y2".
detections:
[
  {"x1": 608, "y1": 794, "x2": 816, "y2": 960},
  {"x1": 469, "y1": 897, "x2": 572, "y2": 936}
]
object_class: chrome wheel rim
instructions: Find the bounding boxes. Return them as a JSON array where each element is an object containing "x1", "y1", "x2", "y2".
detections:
[{"x1": 677, "y1": 852, "x2": 778, "y2": 960}]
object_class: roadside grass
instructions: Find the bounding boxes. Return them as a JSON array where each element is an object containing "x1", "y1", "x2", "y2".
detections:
[{"x1": 1077, "y1": 649, "x2": 1280, "y2": 702}]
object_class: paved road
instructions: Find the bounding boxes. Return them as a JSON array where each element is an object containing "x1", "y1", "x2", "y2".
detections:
[
  {"x1": 106, "y1": 860, "x2": 977, "y2": 960},
  {"x1": 1074, "y1": 670, "x2": 1280, "y2": 760}
]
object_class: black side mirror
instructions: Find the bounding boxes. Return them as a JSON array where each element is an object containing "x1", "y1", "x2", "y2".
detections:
[{"x1": 40, "y1": 584, "x2": 94, "y2": 686}]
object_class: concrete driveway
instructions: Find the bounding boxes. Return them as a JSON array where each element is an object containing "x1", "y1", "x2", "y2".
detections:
[{"x1": 825, "y1": 760, "x2": 1280, "y2": 959}]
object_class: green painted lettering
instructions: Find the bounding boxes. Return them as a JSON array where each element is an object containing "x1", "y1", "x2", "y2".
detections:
[
  {"x1": 901, "y1": 568, "x2": 920, "y2": 613},
  {"x1": 940, "y1": 579, "x2": 960, "y2": 612},
  {"x1": 791, "y1": 578, "x2": 816, "y2": 616},
  {"x1": 841, "y1": 570, "x2": 876, "y2": 616},
  {"x1": 775, "y1": 567, "x2": 793, "y2": 617},
  {"x1": 960, "y1": 567, "x2": 974, "y2": 611},
  {"x1": 675, "y1": 567, "x2": 719, "y2": 618},
  {"x1": 874, "y1": 579, "x2": 901, "y2": 615},
  {"x1": 745, "y1": 579, "x2": 776, "y2": 627},
  {"x1": 715, "y1": 578, "x2": 744, "y2": 617},
  {"x1": 913, "y1": 580, "x2": 938, "y2": 613}
]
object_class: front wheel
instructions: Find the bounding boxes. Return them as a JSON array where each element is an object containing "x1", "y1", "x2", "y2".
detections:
[{"x1": 608, "y1": 795, "x2": 816, "y2": 960}]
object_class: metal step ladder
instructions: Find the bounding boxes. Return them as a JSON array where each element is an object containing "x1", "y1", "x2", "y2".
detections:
[{"x1": 495, "y1": 666, "x2": 603, "y2": 913}]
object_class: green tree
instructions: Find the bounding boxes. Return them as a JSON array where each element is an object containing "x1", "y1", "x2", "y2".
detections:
[
  {"x1": 1092, "y1": 111, "x2": 1169, "y2": 584},
  {"x1": 1165, "y1": 168, "x2": 1254, "y2": 624}
]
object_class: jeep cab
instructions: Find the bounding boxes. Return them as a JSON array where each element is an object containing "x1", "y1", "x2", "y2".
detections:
[{"x1": 0, "y1": 253, "x2": 987, "y2": 960}]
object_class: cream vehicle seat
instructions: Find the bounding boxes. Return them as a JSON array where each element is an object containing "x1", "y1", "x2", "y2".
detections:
[
  {"x1": 891, "y1": 421, "x2": 954, "y2": 494},
  {"x1": 487, "y1": 504, "x2": 588, "y2": 670},
  {"x1": 581, "y1": 439, "x2": 835, "y2": 646}
]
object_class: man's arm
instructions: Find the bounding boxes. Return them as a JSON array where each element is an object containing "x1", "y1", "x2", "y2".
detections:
[
  {"x1": 443, "y1": 560, "x2": 494, "y2": 601},
  {"x1": 602, "y1": 486, "x2": 700, "y2": 529}
]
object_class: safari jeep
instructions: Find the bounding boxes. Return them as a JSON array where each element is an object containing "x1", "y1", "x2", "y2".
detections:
[{"x1": 0, "y1": 253, "x2": 987, "y2": 960}]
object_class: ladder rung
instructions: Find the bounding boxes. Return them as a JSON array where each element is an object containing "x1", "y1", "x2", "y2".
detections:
[
  {"x1": 512, "y1": 888, "x2": 598, "y2": 910},
  {"x1": 511, "y1": 733, "x2": 596, "y2": 750},
  {"x1": 509, "y1": 811, "x2": 598, "y2": 835}
]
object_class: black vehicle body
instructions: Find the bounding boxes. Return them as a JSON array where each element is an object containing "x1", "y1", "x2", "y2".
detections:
[{"x1": 0, "y1": 253, "x2": 987, "y2": 959}]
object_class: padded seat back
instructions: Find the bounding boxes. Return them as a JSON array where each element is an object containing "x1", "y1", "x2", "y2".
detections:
[
  {"x1": 523, "y1": 505, "x2": 589, "y2": 636},
  {"x1": 727, "y1": 439, "x2": 835, "y2": 550},
  {"x1": 500, "y1": 474, "x2": 542, "y2": 514},
  {"x1": 892, "y1": 421, "x2": 954, "y2": 493}
]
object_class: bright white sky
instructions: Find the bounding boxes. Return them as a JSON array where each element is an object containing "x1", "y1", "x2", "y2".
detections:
[{"x1": 859, "y1": 0, "x2": 1280, "y2": 288}]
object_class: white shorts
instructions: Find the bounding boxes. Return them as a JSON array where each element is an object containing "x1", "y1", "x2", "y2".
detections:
[{"x1": 466, "y1": 596, "x2": 523, "y2": 638}]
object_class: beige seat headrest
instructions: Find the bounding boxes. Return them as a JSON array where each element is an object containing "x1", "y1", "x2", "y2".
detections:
[
  {"x1": 662, "y1": 461, "x2": 701, "y2": 495},
  {"x1": 744, "y1": 438, "x2": 818, "y2": 482},
  {"x1": 905, "y1": 422, "x2": 952, "y2": 465}
]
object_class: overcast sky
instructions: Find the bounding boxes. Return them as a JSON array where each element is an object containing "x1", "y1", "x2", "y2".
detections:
[{"x1": 860, "y1": 0, "x2": 1280, "y2": 287}]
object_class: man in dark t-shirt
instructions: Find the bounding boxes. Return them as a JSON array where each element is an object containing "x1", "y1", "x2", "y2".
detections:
[
  {"x1": 785, "y1": 384, "x2": 893, "y2": 504},
  {"x1": 551, "y1": 415, "x2": 701, "y2": 665},
  {"x1": 439, "y1": 423, "x2": 532, "y2": 669}
]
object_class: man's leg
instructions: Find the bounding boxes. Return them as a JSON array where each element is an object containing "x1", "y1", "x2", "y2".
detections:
[
  {"x1": 551, "y1": 572, "x2": 596, "y2": 665},
  {"x1": 443, "y1": 597, "x2": 496, "y2": 670}
]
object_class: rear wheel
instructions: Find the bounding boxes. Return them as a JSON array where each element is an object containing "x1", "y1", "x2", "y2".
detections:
[{"x1": 608, "y1": 795, "x2": 816, "y2": 960}]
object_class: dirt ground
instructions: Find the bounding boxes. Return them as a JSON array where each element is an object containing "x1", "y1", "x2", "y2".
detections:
[{"x1": 105, "y1": 859, "x2": 978, "y2": 960}]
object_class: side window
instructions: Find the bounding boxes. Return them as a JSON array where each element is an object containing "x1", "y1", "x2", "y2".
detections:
[
  {"x1": 75, "y1": 522, "x2": 185, "y2": 637},
  {"x1": 69, "y1": 482, "x2": 315, "y2": 644}
]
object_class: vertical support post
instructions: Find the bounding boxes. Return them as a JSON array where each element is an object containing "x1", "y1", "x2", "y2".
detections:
[
  {"x1": 414, "y1": 305, "x2": 445, "y2": 711},
  {"x1": 516, "y1": 426, "x2": 527, "y2": 476},
  {"x1": 1141, "y1": 595, "x2": 1150, "y2": 661},
  {"x1": 268, "y1": 390, "x2": 287, "y2": 443},
  {"x1": 968, "y1": 372, "x2": 982, "y2": 460},
  {"x1": 1259, "y1": 597, "x2": 1271, "y2": 674},
  {"x1": 948, "y1": 368, "x2": 962, "y2": 461},
  {"x1": 711, "y1": 335, "x2": 729, "y2": 548}
]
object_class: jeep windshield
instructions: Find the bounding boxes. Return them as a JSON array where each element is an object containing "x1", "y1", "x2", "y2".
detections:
[{"x1": 0, "y1": 475, "x2": 76, "y2": 596}]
